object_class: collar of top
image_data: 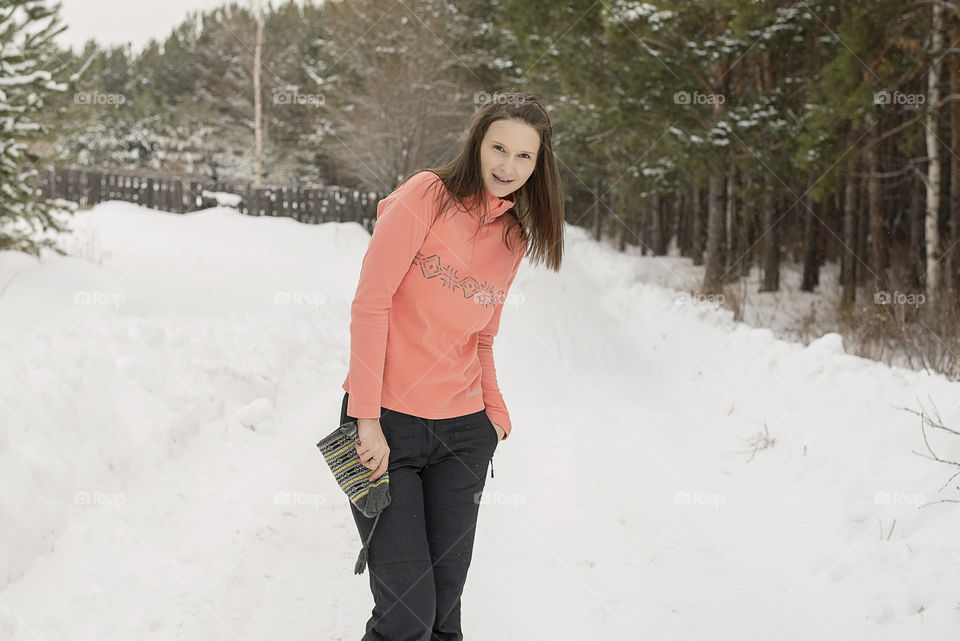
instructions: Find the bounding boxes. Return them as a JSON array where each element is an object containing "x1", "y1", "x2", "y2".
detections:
[{"x1": 464, "y1": 186, "x2": 516, "y2": 222}]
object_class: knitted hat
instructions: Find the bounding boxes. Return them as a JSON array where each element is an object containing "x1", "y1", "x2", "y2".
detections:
[{"x1": 316, "y1": 420, "x2": 391, "y2": 574}]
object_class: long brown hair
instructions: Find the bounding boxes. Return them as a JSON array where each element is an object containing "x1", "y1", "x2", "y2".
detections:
[{"x1": 395, "y1": 91, "x2": 565, "y2": 272}]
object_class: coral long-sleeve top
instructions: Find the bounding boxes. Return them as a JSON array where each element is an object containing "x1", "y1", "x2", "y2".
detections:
[{"x1": 341, "y1": 170, "x2": 526, "y2": 440}]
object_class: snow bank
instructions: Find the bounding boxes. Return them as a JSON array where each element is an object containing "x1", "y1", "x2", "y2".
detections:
[{"x1": 0, "y1": 202, "x2": 957, "y2": 640}]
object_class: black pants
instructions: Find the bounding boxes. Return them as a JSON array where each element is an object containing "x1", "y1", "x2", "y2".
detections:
[{"x1": 340, "y1": 391, "x2": 499, "y2": 641}]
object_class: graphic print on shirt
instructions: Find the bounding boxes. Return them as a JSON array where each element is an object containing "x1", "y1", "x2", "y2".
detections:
[{"x1": 411, "y1": 251, "x2": 506, "y2": 307}]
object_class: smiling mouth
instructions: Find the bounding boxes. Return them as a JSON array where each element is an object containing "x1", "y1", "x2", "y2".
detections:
[{"x1": 493, "y1": 173, "x2": 513, "y2": 185}]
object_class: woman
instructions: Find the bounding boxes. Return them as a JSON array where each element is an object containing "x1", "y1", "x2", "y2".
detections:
[{"x1": 339, "y1": 90, "x2": 564, "y2": 640}]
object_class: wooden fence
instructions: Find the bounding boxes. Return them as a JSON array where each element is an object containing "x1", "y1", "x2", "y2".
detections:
[{"x1": 32, "y1": 166, "x2": 384, "y2": 229}]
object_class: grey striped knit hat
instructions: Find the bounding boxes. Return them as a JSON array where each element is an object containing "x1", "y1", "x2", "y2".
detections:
[{"x1": 316, "y1": 420, "x2": 391, "y2": 574}]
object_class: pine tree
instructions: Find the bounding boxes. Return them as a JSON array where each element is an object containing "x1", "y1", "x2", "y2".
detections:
[
  {"x1": 794, "y1": 0, "x2": 918, "y2": 299},
  {"x1": 0, "y1": 0, "x2": 73, "y2": 256}
]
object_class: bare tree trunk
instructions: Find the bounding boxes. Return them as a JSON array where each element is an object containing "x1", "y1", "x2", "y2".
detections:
[
  {"x1": 677, "y1": 182, "x2": 690, "y2": 257},
  {"x1": 924, "y1": 0, "x2": 944, "y2": 300},
  {"x1": 760, "y1": 173, "x2": 779, "y2": 292},
  {"x1": 614, "y1": 185, "x2": 628, "y2": 251},
  {"x1": 910, "y1": 173, "x2": 925, "y2": 289},
  {"x1": 253, "y1": 0, "x2": 264, "y2": 187},
  {"x1": 857, "y1": 161, "x2": 870, "y2": 291},
  {"x1": 673, "y1": 188, "x2": 684, "y2": 257},
  {"x1": 692, "y1": 184, "x2": 704, "y2": 266},
  {"x1": 703, "y1": 46, "x2": 729, "y2": 294},
  {"x1": 758, "y1": 49, "x2": 779, "y2": 291},
  {"x1": 841, "y1": 156, "x2": 858, "y2": 304},
  {"x1": 741, "y1": 180, "x2": 754, "y2": 278},
  {"x1": 647, "y1": 194, "x2": 661, "y2": 256},
  {"x1": 801, "y1": 193, "x2": 824, "y2": 291},
  {"x1": 650, "y1": 193, "x2": 663, "y2": 255},
  {"x1": 867, "y1": 122, "x2": 888, "y2": 294},
  {"x1": 703, "y1": 173, "x2": 726, "y2": 294},
  {"x1": 948, "y1": 21, "x2": 960, "y2": 298},
  {"x1": 617, "y1": 188, "x2": 628, "y2": 252},
  {"x1": 592, "y1": 176, "x2": 602, "y2": 242},
  {"x1": 724, "y1": 164, "x2": 735, "y2": 271}
]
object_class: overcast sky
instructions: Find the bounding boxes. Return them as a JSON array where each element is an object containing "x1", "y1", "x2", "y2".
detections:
[{"x1": 52, "y1": 0, "x2": 299, "y2": 54}]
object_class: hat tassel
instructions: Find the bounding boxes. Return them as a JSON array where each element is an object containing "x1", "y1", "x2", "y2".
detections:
[{"x1": 354, "y1": 511, "x2": 382, "y2": 575}]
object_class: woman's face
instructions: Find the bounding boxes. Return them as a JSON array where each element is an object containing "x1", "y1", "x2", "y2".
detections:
[{"x1": 479, "y1": 118, "x2": 541, "y2": 198}]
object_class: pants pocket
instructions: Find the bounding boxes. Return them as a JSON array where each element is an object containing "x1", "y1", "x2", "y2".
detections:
[{"x1": 483, "y1": 411, "x2": 500, "y2": 448}]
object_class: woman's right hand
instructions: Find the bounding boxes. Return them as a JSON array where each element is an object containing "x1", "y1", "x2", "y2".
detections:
[{"x1": 354, "y1": 418, "x2": 390, "y2": 481}]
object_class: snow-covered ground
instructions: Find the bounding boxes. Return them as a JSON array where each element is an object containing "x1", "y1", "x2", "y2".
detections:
[
  {"x1": 1, "y1": 200, "x2": 958, "y2": 640},
  {"x1": 618, "y1": 238, "x2": 848, "y2": 347}
]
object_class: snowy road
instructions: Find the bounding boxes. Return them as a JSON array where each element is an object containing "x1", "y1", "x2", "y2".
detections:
[{"x1": 1, "y1": 202, "x2": 958, "y2": 640}]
